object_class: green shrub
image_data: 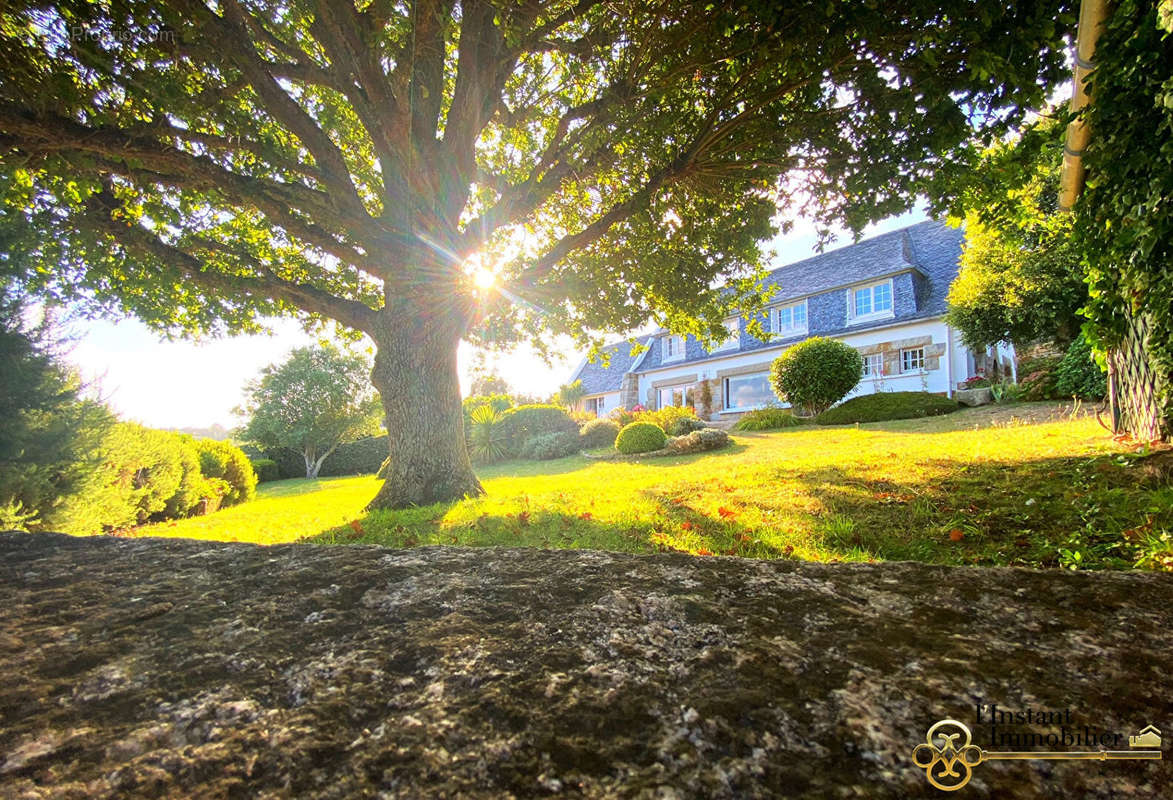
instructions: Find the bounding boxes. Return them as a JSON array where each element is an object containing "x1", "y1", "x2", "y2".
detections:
[
  {"x1": 250, "y1": 458, "x2": 280, "y2": 483},
  {"x1": 520, "y1": 431, "x2": 580, "y2": 460},
  {"x1": 497, "y1": 404, "x2": 578, "y2": 457},
  {"x1": 194, "y1": 439, "x2": 257, "y2": 506},
  {"x1": 163, "y1": 436, "x2": 207, "y2": 518},
  {"x1": 732, "y1": 407, "x2": 803, "y2": 431},
  {"x1": 1054, "y1": 334, "x2": 1107, "y2": 400},
  {"x1": 770, "y1": 337, "x2": 863, "y2": 415},
  {"x1": 665, "y1": 428, "x2": 730, "y2": 454},
  {"x1": 1017, "y1": 354, "x2": 1063, "y2": 400},
  {"x1": 615, "y1": 421, "x2": 668, "y2": 454},
  {"x1": 58, "y1": 423, "x2": 190, "y2": 532},
  {"x1": 814, "y1": 391, "x2": 960, "y2": 425},
  {"x1": 639, "y1": 405, "x2": 702, "y2": 435},
  {"x1": 467, "y1": 404, "x2": 507, "y2": 463},
  {"x1": 579, "y1": 418, "x2": 621, "y2": 448}
]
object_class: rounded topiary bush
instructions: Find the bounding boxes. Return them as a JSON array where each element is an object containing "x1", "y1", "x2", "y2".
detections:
[
  {"x1": 579, "y1": 418, "x2": 621, "y2": 448},
  {"x1": 615, "y1": 421, "x2": 668, "y2": 454},
  {"x1": 770, "y1": 336, "x2": 863, "y2": 415}
]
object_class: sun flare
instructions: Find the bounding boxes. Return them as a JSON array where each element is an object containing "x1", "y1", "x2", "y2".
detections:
[{"x1": 472, "y1": 265, "x2": 498, "y2": 290}]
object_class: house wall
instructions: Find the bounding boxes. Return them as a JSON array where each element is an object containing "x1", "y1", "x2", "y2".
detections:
[
  {"x1": 579, "y1": 392, "x2": 622, "y2": 417},
  {"x1": 635, "y1": 317, "x2": 976, "y2": 418}
]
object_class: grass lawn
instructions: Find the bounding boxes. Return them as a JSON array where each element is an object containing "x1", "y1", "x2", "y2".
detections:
[{"x1": 134, "y1": 402, "x2": 1173, "y2": 570}]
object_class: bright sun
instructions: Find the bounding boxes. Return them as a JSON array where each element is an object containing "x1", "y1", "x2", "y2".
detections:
[
  {"x1": 464, "y1": 252, "x2": 499, "y2": 291},
  {"x1": 472, "y1": 265, "x2": 498, "y2": 290}
]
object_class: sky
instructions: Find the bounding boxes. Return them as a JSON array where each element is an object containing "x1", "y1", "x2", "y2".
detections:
[{"x1": 64, "y1": 208, "x2": 929, "y2": 431}]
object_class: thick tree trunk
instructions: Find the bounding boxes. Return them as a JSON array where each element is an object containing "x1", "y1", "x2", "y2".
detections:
[{"x1": 366, "y1": 314, "x2": 482, "y2": 510}]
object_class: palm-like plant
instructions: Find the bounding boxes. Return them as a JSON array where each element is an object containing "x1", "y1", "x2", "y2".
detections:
[{"x1": 467, "y1": 405, "x2": 507, "y2": 464}]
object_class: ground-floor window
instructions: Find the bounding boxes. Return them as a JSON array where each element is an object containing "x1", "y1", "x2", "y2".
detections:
[
  {"x1": 901, "y1": 347, "x2": 925, "y2": 373},
  {"x1": 657, "y1": 385, "x2": 691, "y2": 409},
  {"x1": 584, "y1": 396, "x2": 604, "y2": 416},
  {"x1": 862, "y1": 353, "x2": 883, "y2": 377},
  {"x1": 723, "y1": 372, "x2": 773, "y2": 411}
]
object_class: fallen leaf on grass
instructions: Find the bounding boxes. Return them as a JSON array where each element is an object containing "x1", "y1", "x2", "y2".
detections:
[{"x1": 718, "y1": 506, "x2": 736, "y2": 520}]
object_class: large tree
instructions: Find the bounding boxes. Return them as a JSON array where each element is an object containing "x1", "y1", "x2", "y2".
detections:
[{"x1": 0, "y1": 1, "x2": 1073, "y2": 508}]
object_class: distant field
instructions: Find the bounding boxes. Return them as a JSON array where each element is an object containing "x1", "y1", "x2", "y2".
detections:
[{"x1": 134, "y1": 403, "x2": 1173, "y2": 570}]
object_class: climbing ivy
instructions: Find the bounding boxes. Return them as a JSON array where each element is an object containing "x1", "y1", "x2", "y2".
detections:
[{"x1": 1075, "y1": 0, "x2": 1173, "y2": 428}]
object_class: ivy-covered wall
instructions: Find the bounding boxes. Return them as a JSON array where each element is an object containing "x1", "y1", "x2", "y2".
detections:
[{"x1": 1077, "y1": 0, "x2": 1173, "y2": 437}]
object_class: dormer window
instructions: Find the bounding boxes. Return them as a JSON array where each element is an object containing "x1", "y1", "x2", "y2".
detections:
[
  {"x1": 848, "y1": 279, "x2": 894, "y2": 323},
  {"x1": 713, "y1": 318, "x2": 740, "y2": 352},
  {"x1": 770, "y1": 301, "x2": 807, "y2": 336},
  {"x1": 662, "y1": 334, "x2": 685, "y2": 362}
]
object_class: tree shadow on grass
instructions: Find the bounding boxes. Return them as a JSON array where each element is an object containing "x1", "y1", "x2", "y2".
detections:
[
  {"x1": 306, "y1": 493, "x2": 796, "y2": 561},
  {"x1": 776, "y1": 450, "x2": 1171, "y2": 569}
]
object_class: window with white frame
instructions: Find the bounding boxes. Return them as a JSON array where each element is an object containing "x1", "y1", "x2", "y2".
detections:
[
  {"x1": 657, "y1": 385, "x2": 691, "y2": 409},
  {"x1": 723, "y1": 372, "x2": 774, "y2": 411},
  {"x1": 849, "y1": 280, "x2": 894, "y2": 322},
  {"x1": 861, "y1": 353, "x2": 884, "y2": 378},
  {"x1": 770, "y1": 301, "x2": 808, "y2": 336},
  {"x1": 662, "y1": 334, "x2": 685, "y2": 362},
  {"x1": 713, "y1": 318, "x2": 740, "y2": 351},
  {"x1": 901, "y1": 347, "x2": 925, "y2": 373}
]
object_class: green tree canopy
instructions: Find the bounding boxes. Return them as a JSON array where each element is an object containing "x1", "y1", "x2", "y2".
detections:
[
  {"x1": 945, "y1": 119, "x2": 1088, "y2": 350},
  {"x1": 238, "y1": 344, "x2": 382, "y2": 479},
  {"x1": 0, "y1": 0, "x2": 1075, "y2": 506}
]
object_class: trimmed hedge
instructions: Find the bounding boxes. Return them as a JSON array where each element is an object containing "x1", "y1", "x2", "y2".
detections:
[
  {"x1": 497, "y1": 404, "x2": 578, "y2": 457},
  {"x1": 732, "y1": 407, "x2": 804, "y2": 431},
  {"x1": 815, "y1": 391, "x2": 959, "y2": 425},
  {"x1": 56, "y1": 424, "x2": 235, "y2": 534},
  {"x1": 579, "y1": 419, "x2": 620, "y2": 448},
  {"x1": 265, "y1": 435, "x2": 389, "y2": 478},
  {"x1": 615, "y1": 421, "x2": 668, "y2": 454},
  {"x1": 250, "y1": 458, "x2": 280, "y2": 483}
]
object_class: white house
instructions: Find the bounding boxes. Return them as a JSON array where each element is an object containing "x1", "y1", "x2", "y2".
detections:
[{"x1": 568, "y1": 220, "x2": 1013, "y2": 420}]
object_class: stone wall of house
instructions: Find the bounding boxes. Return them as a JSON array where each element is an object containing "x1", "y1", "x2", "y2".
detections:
[
  {"x1": 1, "y1": 533, "x2": 1169, "y2": 798},
  {"x1": 856, "y1": 334, "x2": 947, "y2": 377},
  {"x1": 619, "y1": 372, "x2": 640, "y2": 410}
]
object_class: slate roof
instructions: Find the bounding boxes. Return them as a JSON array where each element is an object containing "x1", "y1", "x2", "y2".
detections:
[
  {"x1": 570, "y1": 219, "x2": 964, "y2": 383},
  {"x1": 570, "y1": 338, "x2": 649, "y2": 395}
]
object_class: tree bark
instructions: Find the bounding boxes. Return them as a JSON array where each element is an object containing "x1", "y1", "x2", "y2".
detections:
[{"x1": 367, "y1": 312, "x2": 483, "y2": 510}]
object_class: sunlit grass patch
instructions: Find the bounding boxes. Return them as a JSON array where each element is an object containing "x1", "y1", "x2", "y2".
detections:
[{"x1": 133, "y1": 403, "x2": 1173, "y2": 570}]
